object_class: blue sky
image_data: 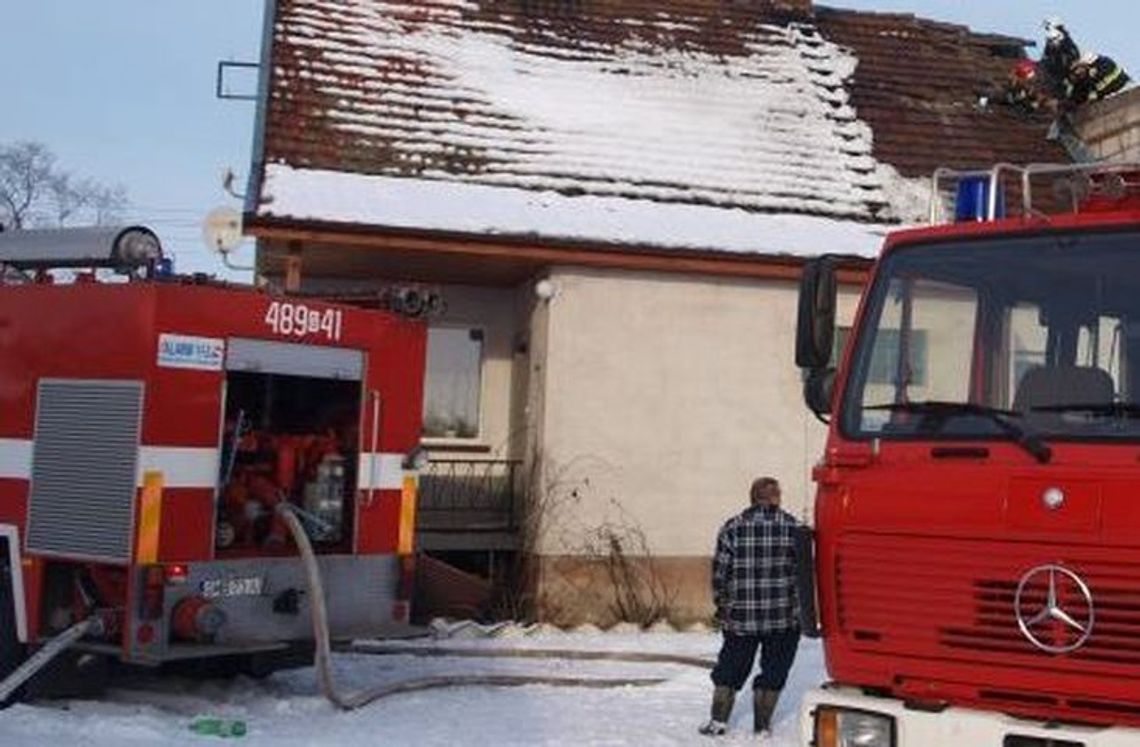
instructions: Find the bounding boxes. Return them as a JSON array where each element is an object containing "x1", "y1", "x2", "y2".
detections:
[
  {"x1": 0, "y1": 1, "x2": 265, "y2": 274},
  {"x1": 0, "y1": 2, "x2": 1134, "y2": 275}
]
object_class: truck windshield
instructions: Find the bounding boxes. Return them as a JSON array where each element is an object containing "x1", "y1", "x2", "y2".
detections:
[{"x1": 840, "y1": 230, "x2": 1140, "y2": 442}]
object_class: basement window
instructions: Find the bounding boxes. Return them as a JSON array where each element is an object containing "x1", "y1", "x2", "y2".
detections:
[{"x1": 422, "y1": 326, "x2": 484, "y2": 440}]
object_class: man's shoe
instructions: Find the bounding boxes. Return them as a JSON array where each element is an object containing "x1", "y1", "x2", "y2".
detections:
[{"x1": 698, "y1": 685, "x2": 735, "y2": 736}]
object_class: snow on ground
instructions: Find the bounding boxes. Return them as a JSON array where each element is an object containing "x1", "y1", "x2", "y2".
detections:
[{"x1": 0, "y1": 629, "x2": 824, "y2": 746}]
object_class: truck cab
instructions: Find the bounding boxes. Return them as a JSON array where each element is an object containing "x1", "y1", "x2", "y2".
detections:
[{"x1": 796, "y1": 164, "x2": 1140, "y2": 746}]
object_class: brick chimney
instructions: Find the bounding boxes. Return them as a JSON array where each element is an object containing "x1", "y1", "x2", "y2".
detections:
[{"x1": 1074, "y1": 88, "x2": 1140, "y2": 161}]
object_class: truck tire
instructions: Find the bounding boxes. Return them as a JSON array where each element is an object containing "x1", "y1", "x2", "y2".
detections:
[{"x1": 0, "y1": 537, "x2": 27, "y2": 706}]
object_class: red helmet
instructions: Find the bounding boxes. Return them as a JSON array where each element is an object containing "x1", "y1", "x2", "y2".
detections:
[{"x1": 1012, "y1": 59, "x2": 1038, "y2": 81}]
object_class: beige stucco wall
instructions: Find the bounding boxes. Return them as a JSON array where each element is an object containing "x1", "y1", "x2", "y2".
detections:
[
  {"x1": 856, "y1": 283, "x2": 978, "y2": 417},
  {"x1": 529, "y1": 266, "x2": 862, "y2": 564}
]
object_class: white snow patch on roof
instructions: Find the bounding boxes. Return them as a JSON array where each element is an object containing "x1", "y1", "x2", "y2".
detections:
[
  {"x1": 261, "y1": 163, "x2": 890, "y2": 258},
  {"x1": 264, "y1": 1, "x2": 904, "y2": 234}
]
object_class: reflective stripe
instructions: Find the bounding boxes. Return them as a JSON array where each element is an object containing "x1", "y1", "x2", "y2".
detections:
[
  {"x1": 0, "y1": 524, "x2": 28, "y2": 643},
  {"x1": 135, "y1": 472, "x2": 164, "y2": 564},
  {"x1": 398, "y1": 476, "x2": 418, "y2": 554},
  {"x1": 136, "y1": 447, "x2": 219, "y2": 489},
  {"x1": 358, "y1": 453, "x2": 406, "y2": 491},
  {"x1": 0, "y1": 439, "x2": 32, "y2": 481},
  {"x1": 1094, "y1": 66, "x2": 1125, "y2": 98}
]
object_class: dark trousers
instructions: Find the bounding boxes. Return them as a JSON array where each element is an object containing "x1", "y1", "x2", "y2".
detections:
[{"x1": 711, "y1": 629, "x2": 800, "y2": 691}]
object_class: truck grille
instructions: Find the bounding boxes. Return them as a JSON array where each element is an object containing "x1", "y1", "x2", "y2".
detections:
[
  {"x1": 836, "y1": 533, "x2": 1140, "y2": 673},
  {"x1": 26, "y1": 380, "x2": 143, "y2": 562}
]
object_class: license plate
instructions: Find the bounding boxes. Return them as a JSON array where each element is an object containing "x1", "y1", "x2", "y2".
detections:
[{"x1": 200, "y1": 576, "x2": 264, "y2": 599}]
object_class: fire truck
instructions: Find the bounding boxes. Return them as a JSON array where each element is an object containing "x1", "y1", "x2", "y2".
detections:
[
  {"x1": 795, "y1": 162, "x2": 1140, "y2": 746},
  {"x1": 0, "y1": 226, "x2": 427, "y2": 697}
]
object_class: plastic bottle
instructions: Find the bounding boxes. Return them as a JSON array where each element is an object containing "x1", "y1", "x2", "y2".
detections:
[{"x1": 188, "y1": 717, "x2": 248, "y2": 738}]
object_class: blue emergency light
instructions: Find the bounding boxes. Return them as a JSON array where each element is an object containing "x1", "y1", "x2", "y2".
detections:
[{"x1": 954, "y1": 175, "x2": 1006, "y2": 222}]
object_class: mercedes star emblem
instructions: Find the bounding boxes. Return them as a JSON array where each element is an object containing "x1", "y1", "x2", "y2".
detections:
[{"x1": 1014, "y1": 564, "x2": 1095, "y2": 654}]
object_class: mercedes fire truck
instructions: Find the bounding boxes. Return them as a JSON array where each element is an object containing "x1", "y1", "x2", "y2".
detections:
[
  {"x1": 0, "y1": 227, "x2": 427, "y2": 697},
  {"x1": 795, "y1": 163, "x2": 1140, "y2": 746}
]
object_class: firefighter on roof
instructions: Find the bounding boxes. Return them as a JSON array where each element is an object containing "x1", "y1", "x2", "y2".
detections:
[
  {"x1": 1065, "y1": 51, "x2": 1131, "y2": 108},
  {"x1": 1041, "y1": 17, "x2": 1080, "y2": 100},
  {"x1": 1000, "y1": 59, "x2": 1049, "y2": 116}
]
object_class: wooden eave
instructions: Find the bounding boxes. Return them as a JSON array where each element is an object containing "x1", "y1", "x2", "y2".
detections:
[{"x1": 244, "y1": 214, "x2": 873, "y2": 287}]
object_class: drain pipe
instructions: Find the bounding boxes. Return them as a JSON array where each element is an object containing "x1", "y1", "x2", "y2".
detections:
[
  {"x1": 277, "y1": 504, "x2": 666, "y2": 710},
  {"x1": 0, "y1": 616, "x2": 104, "y2": 703}
]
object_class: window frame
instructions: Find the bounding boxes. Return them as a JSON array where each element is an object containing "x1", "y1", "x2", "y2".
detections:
[{"x1": 421, "y1": 324, "x2": 487, "y2": 443}]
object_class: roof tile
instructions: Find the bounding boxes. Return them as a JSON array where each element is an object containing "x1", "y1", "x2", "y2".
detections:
[{"x1": 255, "y1": 1, "x2": 1066, "y2": 246}]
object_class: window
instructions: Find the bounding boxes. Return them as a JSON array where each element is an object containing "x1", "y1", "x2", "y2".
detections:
[
  {"x1": 422, "y1": 327, "x2": 484, "y2": 439},
  {"x1": 840, "y1": 232, "x2": 1140, "y2": 441},
  {"x1": 834, "y1": 327, "x2": 928, "y2": 386}
]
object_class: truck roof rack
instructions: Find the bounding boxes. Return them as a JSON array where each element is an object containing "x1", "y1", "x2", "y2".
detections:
[
  {"x1": 0, "y1": 225, "x2": 164, "y2": 273},
  {"x1": 929, "y1": 161, "x2": 1140, "y2": 224}
]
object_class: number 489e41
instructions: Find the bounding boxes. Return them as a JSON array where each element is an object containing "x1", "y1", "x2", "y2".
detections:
[{"x1": 264, "y1": 301, "x2": 343, "y2": 342}]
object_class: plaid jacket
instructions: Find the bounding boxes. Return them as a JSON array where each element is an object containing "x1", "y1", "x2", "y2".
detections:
[{"x1": 712, "y1": 505, "x2": 800, "y2": 635}]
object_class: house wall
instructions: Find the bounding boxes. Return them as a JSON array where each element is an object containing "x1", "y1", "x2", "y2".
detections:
[
  {"x1": 528, "y1": 266, "x2": 863, "y2": 624},
  {"x1": 1076, "y1": 88, "x2": 1140, "y2": 161}
]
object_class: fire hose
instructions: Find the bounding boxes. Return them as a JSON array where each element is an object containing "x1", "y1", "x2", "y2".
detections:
[
  {"x1": 277, "y1": 504, "x2": 683, "y2": 710},
  {"x1": 0, "y1": 616, "x2": 104, "y2": 703}
]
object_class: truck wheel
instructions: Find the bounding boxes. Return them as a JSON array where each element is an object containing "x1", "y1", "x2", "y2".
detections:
[{"x1": 0, "y1": 538, "x2": 28, "y2": 706}]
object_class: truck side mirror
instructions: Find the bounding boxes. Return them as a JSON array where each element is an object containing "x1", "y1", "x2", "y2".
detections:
[
  {"x1": 797, "y1": 257, "x2": 838, "y2": 418},
  {"x1": 803, "y1": 367, "x2": 836, "y2": 416},
  {"x1": 795, "y1": 256, "x2": 837, "y2": 370}
]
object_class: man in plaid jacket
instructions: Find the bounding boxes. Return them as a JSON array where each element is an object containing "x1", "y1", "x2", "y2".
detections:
[{"x1": 699, "y1": 477, "x2": 801, "y2": 738}]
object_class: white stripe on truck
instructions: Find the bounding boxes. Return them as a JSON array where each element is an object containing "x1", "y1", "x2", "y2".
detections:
[
  {"x1": 0, "y1": 439, "x2": 32, "y2": 481},
  {"x1": 0, "y1": 439, "x2": 407, "y2": 493}
]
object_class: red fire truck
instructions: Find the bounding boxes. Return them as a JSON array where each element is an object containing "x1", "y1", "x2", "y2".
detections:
[
  {"x1": 0, "y1": 227, "x2": 427, "y2": 695},
  {"x1": 795, "y1": 163, "x2": 1140, "y2": 746}
]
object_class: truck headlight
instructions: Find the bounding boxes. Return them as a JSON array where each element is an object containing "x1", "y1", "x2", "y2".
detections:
[{"x1": 814, "y1": 706, "x2": 895, "y2": 747}]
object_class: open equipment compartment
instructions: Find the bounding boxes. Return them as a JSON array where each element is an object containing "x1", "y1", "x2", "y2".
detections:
[{"x1": 216, "y1": 338, "x2": 365, "y2": 556}]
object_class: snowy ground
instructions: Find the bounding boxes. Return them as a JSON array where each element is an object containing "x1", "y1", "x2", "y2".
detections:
[{"x1": 0, "y1": 627, "x2": 824, "y2": 746}]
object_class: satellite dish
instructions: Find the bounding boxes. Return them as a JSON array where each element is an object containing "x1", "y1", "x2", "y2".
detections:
[{"x1": 203, "y1": 207, "x2": 244, "y2": 255}]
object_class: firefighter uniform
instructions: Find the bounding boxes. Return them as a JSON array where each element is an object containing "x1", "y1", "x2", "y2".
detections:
[
  {"x1": 1041, "y1": 23, "x2": 1080, "y2": 100},
  {"x1": 1068, "y1": 54, "x2": 1131, "y2": 106}
]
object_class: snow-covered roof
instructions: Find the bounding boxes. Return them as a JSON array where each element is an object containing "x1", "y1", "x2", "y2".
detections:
[
  {"x1": 252, "y1": 0, "x2": 1062, "y2": 258},
  {"x1": 263, "y1": 163, "x2": 891, "y2": 257}
]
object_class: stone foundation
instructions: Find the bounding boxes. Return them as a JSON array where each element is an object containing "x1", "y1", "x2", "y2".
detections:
[{"x1": 534, "y1": 554, "x2": 714, "y2": 628}]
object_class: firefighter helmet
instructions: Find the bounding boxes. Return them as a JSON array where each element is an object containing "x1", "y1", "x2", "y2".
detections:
[
  {"x1": 1043, "y1": 17, "x2": 1065, "y2": 42},
  {"x1": 1012, "y1": 59, "x2": 1038, "y2": 82}
]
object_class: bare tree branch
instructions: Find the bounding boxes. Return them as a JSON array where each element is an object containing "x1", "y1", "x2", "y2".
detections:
[
  {"x1": 91, "y1": 184, "x2": 128, "y2": 226},
  {"x1": 0, "y1": 141, "x2": 129, "y2": 230},
  {"x1": 47, "y1": 173, "x2": 97, "y2": 227},
  {"x1": 0, "y1": 142, "x2": 55, "y2": 229}
]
